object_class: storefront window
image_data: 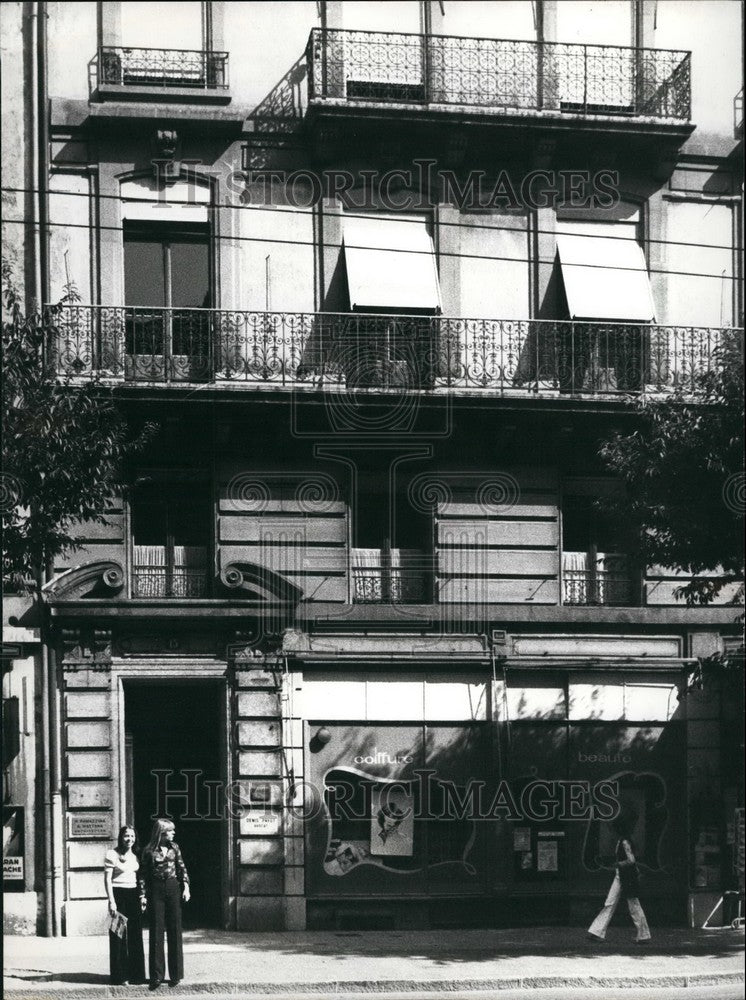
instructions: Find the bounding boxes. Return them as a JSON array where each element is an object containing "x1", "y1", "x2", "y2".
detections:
[{"x1": 304, "y1": 670, "x2": 685, "y2": 905}]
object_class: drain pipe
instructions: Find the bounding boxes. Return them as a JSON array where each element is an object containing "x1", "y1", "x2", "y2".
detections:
[
  {"x1": 39, "y1": 2, "x2": 64, "y2": 934},
  {"x1": 29, "y1": 3, "x2": 42, "y2": 312},
  {"x1": 36, "y1": 0, "x2": 60, "y2": 935},
  {"x1": 29, "y1": 0, "x2": 53, "y2": 938},
  {"x1": 37, "y1": 0, "x2": 50, "y2": 308},
  {"x1": 39, "y1": 577, "x2": 54, "y2": 936}
]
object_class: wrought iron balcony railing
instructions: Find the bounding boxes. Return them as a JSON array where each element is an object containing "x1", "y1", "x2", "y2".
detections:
[
  {"x1": 50, "y1": 306, "x2": 737, "y2": 397},
  {"x1": 562, "y1": 552, "x2": 632, "y2": 606},
  {"x1": 98, "y1": 46, "x2": 229, "y2": 90},
  {"x1": 132, "y1": 545, "x2": 209, "y2": 598},
  {"x1": 306, "y1": 28, "x2": 690, "y2": 122},
  {"x1": 351, "y1": 548, "x2": 429, "y2": 603},
  {"x1": 132, "y1": 567, "x2": 209, "y2": 598}
]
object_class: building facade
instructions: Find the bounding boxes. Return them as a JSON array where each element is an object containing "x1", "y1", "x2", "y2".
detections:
[{"x1": 1, "y1": 0, "x2": 744, "y2": 935}]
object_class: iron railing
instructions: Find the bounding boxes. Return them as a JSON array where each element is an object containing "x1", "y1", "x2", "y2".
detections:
[
  {"x1": 306, "y1": 29, "x2": 690, "y2": 121},
  {"x1": 131, "y1": 544, "x2": 209, "y2": 598},
  {"x1": 50, "y1": 306, "x2": 737, "y2": 397},
  {"x1": 131, "y1": 568, "x2": 208, "y2": 598},
  {"x1": 351, "y1": 549, "x2": 430, "y2": 603},
  {"x1": 562, "y1": 553, "x2": 632, "y2": 606},
  {"x1": 98, "y1": 46, "x2": 229, "y2": 90}
]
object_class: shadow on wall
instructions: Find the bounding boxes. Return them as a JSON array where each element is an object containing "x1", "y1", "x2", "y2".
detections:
[{"x1": 245, "y1": 56, "x2": 309, "y2": 171}]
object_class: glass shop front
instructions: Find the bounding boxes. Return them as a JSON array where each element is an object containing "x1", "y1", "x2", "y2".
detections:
[{"x1": 302, "y1": 670, "x2": 687, "y2": 929}]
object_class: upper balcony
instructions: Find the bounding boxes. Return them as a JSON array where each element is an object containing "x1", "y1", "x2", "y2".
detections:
[
  {"x1": 89, "y1": 46, "x2": 234, "y2": 121},
  {"x1": 304, "y1": 28, "x2": 692, "y2": 147},
  {"x1": 49, "y1": 305, "x2": 736, "y2": 403}
]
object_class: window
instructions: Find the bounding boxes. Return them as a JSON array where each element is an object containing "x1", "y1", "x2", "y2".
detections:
[
  {"x1": 341, "y1": 213, "x2": 441, "y2": 389},
  {"x1": 554, "y1": 218, "x2": 653, "y2": 392},
  {"x1": 130, "y1": 482, "x2": 210, "y2": 597},
  {"x1": 340, "y1": 0, "x2": 424, "y2": 102},
  {"x1": 123, "y1": 222, "x2": 211, "y2": 380},
  {"x1": 553, "y1": 1, "x2": 636, "y2": 114},
  {"x1": 99, "y1": 2, "x2": 226, "y2": 90},
  {"x1": 352, "y1": 467, "x2": 432, "y2": 604},
  {"x1": 562, "y1": 494, "x2": 631, "y2": 606}
]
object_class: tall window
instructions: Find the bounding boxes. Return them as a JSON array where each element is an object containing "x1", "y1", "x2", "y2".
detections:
[
  {"x1": 130, "y1": 482, "x2": 210, "y2": 598},
  {"x1": 553, "y1": 1, "x2": 636, "y2": 114},
  {"x1": 562, "y1": 495, "x2": 631, "y2": 606},
  {"x1": 341, "y1": 213, "x2": 441, "y2": 389},
  {"x1": 554, "y1": 216, "x2": 654, "y2": 392},
  {"x1": 111, "y1": 2, "x2": 217, "y2": 88},
  {"x1": 352, "y1": 467, "x2": 431, "y2": 604},
  {"x1": 123, "y1": 222, "x2": 211, "y2": 380},
  {"x1": 121, "y1": 1, "x2": 205, "y2": 49}
]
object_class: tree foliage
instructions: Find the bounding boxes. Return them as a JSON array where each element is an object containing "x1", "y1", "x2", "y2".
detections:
[
  {"x1": 2, "y1": 262, "x2": 154, "y2": 591},
  {"x1": 600, "y1": 332, "x2": 744, "y2": 606}
]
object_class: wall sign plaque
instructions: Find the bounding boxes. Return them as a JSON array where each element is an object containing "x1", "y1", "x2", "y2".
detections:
[{"x1": 68, "y1": 813, "x2": 112, "y2": 839}]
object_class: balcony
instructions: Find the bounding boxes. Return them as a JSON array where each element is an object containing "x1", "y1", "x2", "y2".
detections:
[
  {"x1": 306, "y1": 28, "x2": 690, "y2": 123},
  {"x1": 562, "y1": 552, "x2": 632, "y2": 606},
  {"x1": 351, "y1": 548, "x2": 429, "y2": 604},
  {"x1": 131, "y1": 545, "x2": 209, "y2": 598},
  {"x1": 51, "y1": 305, "x2": 737, "y2": 399},
  {"x1": 97, "y1": 46, "x2": 229, "y2": 91}
]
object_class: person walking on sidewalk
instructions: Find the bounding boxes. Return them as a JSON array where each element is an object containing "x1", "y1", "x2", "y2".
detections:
[
  {"x1": 141, "y1": 819, "x2": 191, "y2": 989},
  {"x1": 105, "y1": 826, "x2": 146, "y2": 985},
  {"x1": 588, "y1": 816, "x2": 651, "y2": 944}
]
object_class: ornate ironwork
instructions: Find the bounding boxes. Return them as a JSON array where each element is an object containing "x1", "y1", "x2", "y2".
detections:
[
  {"x1": 51, "y1": 305, "x2": 737, "y2": 397},
  {"x1": 562, "y1": 553, "x2": 631, "y2": 606},
  {"x1": 307, "y1": 29, "x2": 690, "y2": 121},
  {"x1": 132, "y1": 567, "x2": 208, "y2": 599},
  {"x1": 563, "y1": 569, "x2": 632, "y2": 606},
  {"x1": 98, "y1": 46, "x2": 228, "y2": 90},
  {"x1": 351, "y1": 552, "x2": 430, "y2": 604}
]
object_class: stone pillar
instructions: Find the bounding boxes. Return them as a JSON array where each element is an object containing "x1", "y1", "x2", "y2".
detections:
[
  {"x1": 283, "y1": 664, "x2": 306, "y2": 930},
  {"x1": 60, "y1": 628, "x2": 115, "y2": 935},
  {"x1": 686, "y1": 632, "x2": 724, "y2": 927},
  {"x1": 230, "y1": 643, "x2": 286, "y2": 930}
]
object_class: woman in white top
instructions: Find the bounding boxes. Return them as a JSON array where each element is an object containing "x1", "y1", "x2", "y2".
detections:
[{"x1": 104, "y1": 826, "x2": 146, "y2": 985}]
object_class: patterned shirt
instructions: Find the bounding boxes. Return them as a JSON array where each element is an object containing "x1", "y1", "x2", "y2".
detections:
[{"x1": 141, "y1": 843, "x2": 189, "y2": 898}]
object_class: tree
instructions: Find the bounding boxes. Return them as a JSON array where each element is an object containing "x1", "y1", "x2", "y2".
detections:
[
  {"x1": 599, "y1": 331, "x2": 744, "y2": 607},
  {"x1": 2, "y1": 262, "x2": 154, "y2": 594}
]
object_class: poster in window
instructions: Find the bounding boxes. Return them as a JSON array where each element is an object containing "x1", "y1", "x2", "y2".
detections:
[
  {"x1": 370, "y1": 786, "x2": 414, "y2": 857},
  {"x1": 513, "y1": 827, "x2": 531, "y2": 852},
  {"x1": 537, "y1": 839, "x2": 558, "y2": 873},
  {"x1": 3, "y1": 806, "x2": 24, "y2": 888}
]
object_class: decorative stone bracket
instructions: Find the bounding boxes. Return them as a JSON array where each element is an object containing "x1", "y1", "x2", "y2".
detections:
[
  {"x1": 219, "y1": 563, "x2": 303, "y2": 604},
  {"x1": 44, "y1": 561, "x2": 125, "y2": 602}
]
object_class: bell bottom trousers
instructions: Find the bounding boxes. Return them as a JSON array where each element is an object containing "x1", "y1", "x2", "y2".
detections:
[
  {"x1": 148, "y1": 878, "x2": 184, "y2": 984},
  {"x1": 588, "y1": 873, "x2": 651, "y2": 941},
  {"x1": 109, "y1": 887, "x2": 146, "y2": 984}
]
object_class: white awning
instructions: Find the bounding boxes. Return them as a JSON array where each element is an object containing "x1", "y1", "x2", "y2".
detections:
[
  {"x1": 343, "y1": 214, "x2": 442, "y2": 311},
  {"x1": 557, "y1": 234, "x2": 656, "y2": 322}
]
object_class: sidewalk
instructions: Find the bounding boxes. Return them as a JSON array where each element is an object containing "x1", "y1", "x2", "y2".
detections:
[{"x1": 4, "y1": 927, "x2": 744, "y2": 997}]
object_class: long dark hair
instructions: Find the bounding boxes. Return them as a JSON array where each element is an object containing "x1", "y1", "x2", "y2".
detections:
[{"x1": 116, "y1": 825, "x2": 138, "y2": 855}]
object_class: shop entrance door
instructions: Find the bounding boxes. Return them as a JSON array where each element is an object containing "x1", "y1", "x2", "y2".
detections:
[{"x1": 123, "y1": 681, "x2": 224, "y2": 928}]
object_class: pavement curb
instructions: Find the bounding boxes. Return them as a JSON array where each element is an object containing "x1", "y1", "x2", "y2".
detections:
[{"x1": 4, "y1": 970, "x2": 745, "y2": 997}]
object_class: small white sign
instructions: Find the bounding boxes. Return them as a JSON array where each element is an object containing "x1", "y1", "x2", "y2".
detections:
[{"x1": 243, "y1": 813, "x2": 281, "y2": 836}]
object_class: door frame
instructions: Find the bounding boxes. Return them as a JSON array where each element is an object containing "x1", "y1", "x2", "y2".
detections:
[{"x1": 113, "y1": 660, "x2": 234, "y2": 929}]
